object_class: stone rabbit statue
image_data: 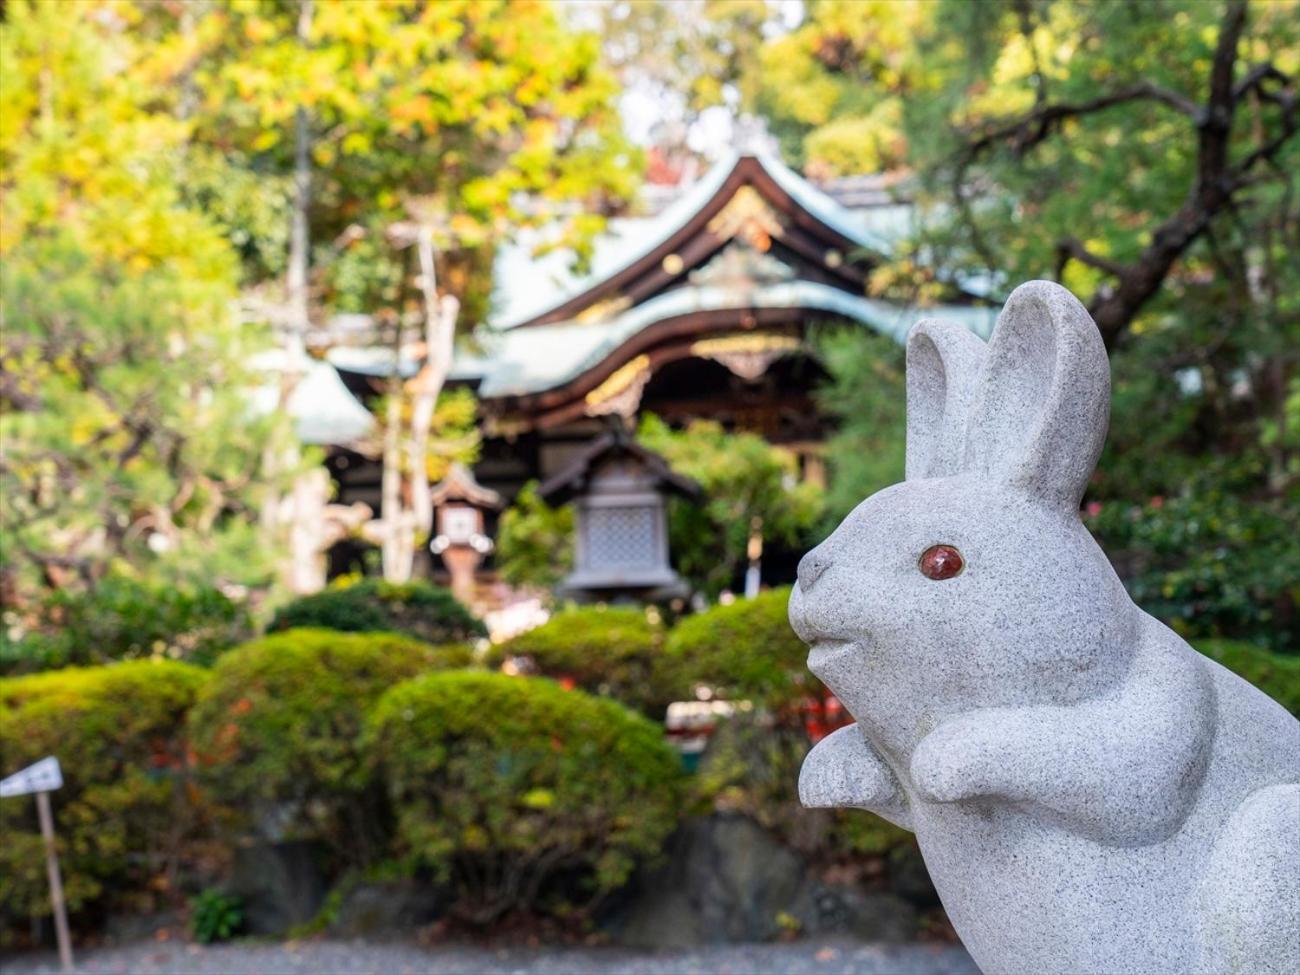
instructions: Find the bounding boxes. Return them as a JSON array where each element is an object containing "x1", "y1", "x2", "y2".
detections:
[{"x1": 790, "y1": 281, "x2": 1299, "y2": 975}]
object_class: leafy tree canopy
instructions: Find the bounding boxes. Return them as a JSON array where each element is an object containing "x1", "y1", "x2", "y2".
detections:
[{"x1": 0, "y1": 0, "x2": 297, "y2": 599}]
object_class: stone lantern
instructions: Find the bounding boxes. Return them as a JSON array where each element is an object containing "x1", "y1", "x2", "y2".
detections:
[
  {"x1": 538, "y1": 422, "x2": 701, "y2": 602},
  {"x1": 428, "y1": 462, "x2": 503, "y2": 603}
]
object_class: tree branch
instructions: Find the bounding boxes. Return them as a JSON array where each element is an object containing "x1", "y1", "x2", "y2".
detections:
[
  {"x1": 963, "y1": 81, "x2": 1200, "y2": 160},
  {"x1": 1054, "y1": 238, "x2": 1128, "y2": 280},
  {"x1": 957, "y1": 0, "x2": 1297, "y2": 348}
]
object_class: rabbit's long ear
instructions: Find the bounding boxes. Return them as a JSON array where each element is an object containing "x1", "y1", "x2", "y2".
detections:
[
  {"x1": 905, "y1": 319, "x2": 986, "y2": 480},
  {"x1": 963, "y1": 281, "x2": 1109, "y2": 510}
]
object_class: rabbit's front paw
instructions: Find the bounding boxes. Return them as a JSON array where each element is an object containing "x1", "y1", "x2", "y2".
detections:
[{"x1": 910, "y1": 712, "x2": 1018, "y2": 804}]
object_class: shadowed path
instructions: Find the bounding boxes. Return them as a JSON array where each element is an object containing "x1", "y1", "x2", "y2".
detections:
[{"x1": 3, "y1": 938, "x2": 979, "y2": 975}]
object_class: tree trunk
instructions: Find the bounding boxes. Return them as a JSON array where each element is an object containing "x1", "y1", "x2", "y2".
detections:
[
  {"x1": 265, "y1": 0, "x2": 321, "y2": 592},
  {"x1": 284, "y1": 0, "x2": 314, "y2": 356},
  {"x1": 381, "y1": 342, "x2": 411, "y2": 583},
  {"x1": 408, "y1": 226, "x2": 459, "y2": 540}
]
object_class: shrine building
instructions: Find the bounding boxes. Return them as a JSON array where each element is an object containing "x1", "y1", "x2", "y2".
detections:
[{"x1": 298, "y1": 150, "x2": 998, "y2": 593}]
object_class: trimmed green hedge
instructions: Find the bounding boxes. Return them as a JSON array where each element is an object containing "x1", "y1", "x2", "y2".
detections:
[
  {"x1": 0, "y1": 661, "x2": 209, "y2": 933},
  {"x1": 1195, "y1": 638, "x2": 1300, "y2": 716},
  {"x1": 268, "y1": 578, "x2": 485, "y2": 645},
  {"x1": 486, "y1": 605, "x2": 678, "y2": 717},
  {"x1": 187, "y1": 629, "x2": 466, "y2": 863},
  {"x1": 661, "y1": 587, "x2": 812, "y2": 711},
  {"x1": 367, "y1": 671, "x2": 683, "y2": 924}
]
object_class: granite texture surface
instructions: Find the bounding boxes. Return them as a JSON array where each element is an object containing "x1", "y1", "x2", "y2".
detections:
[{"x1": 791, "y1": 280, "x2": 1300, "y2": 975}]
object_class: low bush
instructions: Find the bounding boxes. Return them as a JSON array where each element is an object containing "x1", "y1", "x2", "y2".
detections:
[
  {"x1": 0, "y1": 661, "x2": 209, "y2": 938},
  {"x1": 661, "y1": 588, "x2": 815, "y2": 712},
  {"x1": 190, "y1": 889, "x2": 244, "y2": 944},
  {"x1": 268, "y1": 577, "x2": 485, "y2": 645},
  {"x1": 1, "y1": 576, "x2": 250, "y2": 674},
  {"x1": 367, "y1": 671, "x2": 684, "y2": 924},
  {"x1": 1194, "y1": 638, "x2": 1300, "y2": 716},
  {"x1": 187, "y1": 629, "x2": 465, "y2": 864},
  {"x1": 485, "y1": 605, "x2": 679, "y2": 717}
]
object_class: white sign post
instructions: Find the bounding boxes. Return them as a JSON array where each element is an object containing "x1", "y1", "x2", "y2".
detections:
[{"x1": 2, "y1": 757, "x2": 73, "y2": 972}]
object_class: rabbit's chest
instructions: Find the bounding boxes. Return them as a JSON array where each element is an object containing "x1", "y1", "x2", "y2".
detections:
[{"x1": 912, "y1": 803, "x2": 1202, "y2": 975}]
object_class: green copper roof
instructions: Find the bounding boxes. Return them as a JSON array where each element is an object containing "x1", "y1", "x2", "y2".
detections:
[
  {"x1": 487, "y1": 150, "x2": 896, "y2": 332},
  {"x1": 470, "y1": 281, "x2": 996, "y2": 398}
]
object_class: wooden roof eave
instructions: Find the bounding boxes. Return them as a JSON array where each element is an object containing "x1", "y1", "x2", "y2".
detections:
[{"x1": 537, "y1": 426, "x2": 703, "y2": 505}]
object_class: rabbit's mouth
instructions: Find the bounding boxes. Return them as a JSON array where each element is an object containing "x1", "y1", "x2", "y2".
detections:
[{"x1": 807, "y1": 638, "x2": 861, "y2": 682}]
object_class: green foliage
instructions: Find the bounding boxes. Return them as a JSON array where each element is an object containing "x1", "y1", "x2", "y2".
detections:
[
  {"x1": 1087, "y1": 490, "x2": 1299, "y2": 654},
  {"x1": 187, "y1": 629, "x2": 462, "y2": 864},
  {"x1": 189, "y1": 889, "x2": 244, "y2": 945},
  {"x1": 593, "y1": 0, "x2": 778, "y2": 120},
  {"x1": 661, "y1": 588, "x2": 814, "y2": 712},
  {"x1": 1, "y1": 575, "x2": 250, "y2": 674},
  {"x1": 0, "y1": 661, "x2": 210, "y2": 931},
  {"x1": 184, "y1": 0, "x2": 642, "y2": 315},
  {"x1": 1195, "y1": 639, "x2": 1300, "y2": 716},
  {"x1": 812, "y1": 327, "x2": 908, "y2": 523},
  {"x1": 269, "y1": 577, "x2": 486, "y2": 645},
  {"x1": 754, "y1": 0, "x2": 927, "y2": 176},
  {"x1": 638, "y1": 416, "x2": 824, "y2": 598},
  {"x1": 486, "y1": 605, "x2": 678, "y2": 717},
  {"x1": 366, "y1": 671, "x2": 683, "y2": 924},
  {"x1": 495, "y1": 482, "x2": 575, "y2": 592},
  {"x1": 0, "y1": 3, "x2": 296, "y2": 603}
]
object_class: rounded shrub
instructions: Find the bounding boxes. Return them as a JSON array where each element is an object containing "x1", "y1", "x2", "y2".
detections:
[
  {"x1": 485, "y1": 605, "x2": 678, "y2": 717},
  {"x1": 0, "y1": 661, "x2": 209, "y2": 937},
  {"x1": 661, "y1": 587, "x2": 814, "y2": 711},
  {"x1": 187, "y1": 629, "x2": 467, "y2": 863},
  {"x1": 367, "y1": 671, "x2": 684, "y2": 924},
  {"x1": 1194, "y1": 638, "x2": 1300, "y2": 716},
  {"x1": 268, "y1": 578, "x2": 486, "y2": 645}
]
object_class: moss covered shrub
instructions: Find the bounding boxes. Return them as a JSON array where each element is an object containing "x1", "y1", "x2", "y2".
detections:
[
  {"x1": 268, "y1": 578, "x2": 485, "y2": 645},
  {"x1": 187, "y1": 629, "x2": 464, "y2": 863},
  {"x1": 367, "y1": 672, "x2": 683, "y2": 924},
  {"x1": 0, "y1": 661, "x2": 209, "y2": 936},
  {"x1": 485, "y1": 605, "x2": 678, "y2": 717},
  {"x1": 1194, "y1": 638, "x2": 1300, "y2": 716},
  {"x1": 661, "y1": 587, "x2": 814, "y2": 711}
]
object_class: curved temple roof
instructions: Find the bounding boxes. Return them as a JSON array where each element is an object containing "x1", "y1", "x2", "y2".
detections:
[
  {"x1": 467, "y1": 281, "x2": 995, "y2": 399},
  {"x1": 322, "y1": 149, "x2": 998, "y2": 427},
  {"x1": 487, "y1": 150, "x2": 899, "y2": 332}
]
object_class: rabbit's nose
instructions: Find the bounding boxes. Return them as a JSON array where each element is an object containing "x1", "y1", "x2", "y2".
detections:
[{"x1": 797, "y1": 551, "x2": 830, "y2": 593}]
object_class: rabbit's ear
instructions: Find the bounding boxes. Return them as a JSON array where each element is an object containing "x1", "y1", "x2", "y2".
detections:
[
  {"x1": 905, "y1": 319, "x2": 986, "y2": 480},
  {"x1": 963, "y1": 281, "x2": 1110, "y2": 510}
]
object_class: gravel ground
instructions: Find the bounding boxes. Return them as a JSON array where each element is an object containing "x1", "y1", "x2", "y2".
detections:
[{"x1": 2, "y1": 939, "x2": 979, "y2": 975}]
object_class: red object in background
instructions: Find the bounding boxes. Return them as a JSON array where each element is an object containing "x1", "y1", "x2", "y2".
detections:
[
  {"x1": 645, "y1": 146, "x2": 687, "y2": 186},
  {"x1": 801, "y1": 692, "x2": 853, "y2": 743}
]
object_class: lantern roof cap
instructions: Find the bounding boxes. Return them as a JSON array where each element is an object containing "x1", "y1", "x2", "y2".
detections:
[
  {"x1": 429, "y1": 461, "x2": 504, "y2": 509},
  {"x1": 538, "y1": 422, "x2": 702, "y2": 506}
]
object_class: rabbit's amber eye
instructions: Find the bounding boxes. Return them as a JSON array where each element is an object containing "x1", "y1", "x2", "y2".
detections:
[{"x1": 920, "y1": 544, "x2": 963, "y2": 580}]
